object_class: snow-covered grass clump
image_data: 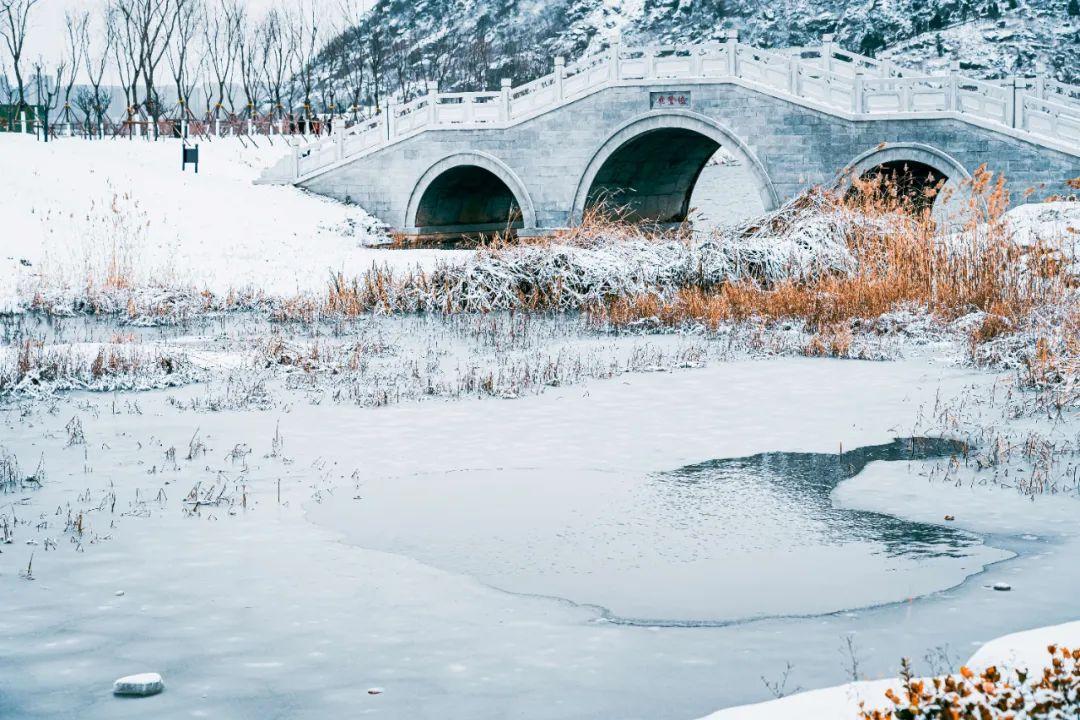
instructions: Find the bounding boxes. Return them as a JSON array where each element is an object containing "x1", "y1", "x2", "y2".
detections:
[
  {"x1": 306, "y1": 193, "x2": 864, "y2": 318},
  {"x1": 0, "y1": 340, "x2": 201, "y2": 399}
]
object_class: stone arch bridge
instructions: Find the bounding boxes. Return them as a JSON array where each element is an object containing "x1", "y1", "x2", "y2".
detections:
[{"x1": 260, "y1": 33, "x2": 1080, "y2": 239}]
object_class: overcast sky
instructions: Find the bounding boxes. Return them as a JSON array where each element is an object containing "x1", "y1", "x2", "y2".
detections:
[{"x1": 20, "y1": 0, "x2": 368, "y2": 80}]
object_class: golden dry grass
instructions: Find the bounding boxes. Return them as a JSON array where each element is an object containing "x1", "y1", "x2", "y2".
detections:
[{"x1": 589, "y1": 166, "x2": 1072, "y2": 358}]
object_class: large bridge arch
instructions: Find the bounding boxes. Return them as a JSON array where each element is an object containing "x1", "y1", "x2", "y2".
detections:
[
  {"x1": 571, "y1": 110, "x2": 779, "y2": 226},
  {"x1": 841, "y1": 142, "x2": 973, "y2": 218},
  {"x1": 405, "y1": 151, "x2": 537, "y2": 239}
]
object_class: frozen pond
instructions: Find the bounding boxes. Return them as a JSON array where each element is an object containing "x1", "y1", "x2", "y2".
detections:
[
  {"x1": 688, "y1": 157, "x2": 767, "y2": 232},
  {"x1": 310, "y1": 438, "x2": 1006, "y2": 624},
  {"x1": 1, "y1": 313, "x2": 1079, "y2": 719}
]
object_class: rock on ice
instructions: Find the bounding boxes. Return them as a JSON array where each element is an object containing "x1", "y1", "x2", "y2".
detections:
[{"x1": 113, "y1": 673, "x2": 164, "y2": 697}]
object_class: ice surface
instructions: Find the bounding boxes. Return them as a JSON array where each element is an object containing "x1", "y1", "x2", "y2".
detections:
[
  {"x1": 2, "y1": 355, "x2": 1078, "y2": 719},
  {"x1": 308, "y1": 440, "x2": 1009, "y2": 624}
]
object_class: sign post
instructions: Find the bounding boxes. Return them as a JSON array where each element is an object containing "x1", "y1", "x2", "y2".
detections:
[{"x1": 182, "y1": 144, "x2": 200, "y2": 173}]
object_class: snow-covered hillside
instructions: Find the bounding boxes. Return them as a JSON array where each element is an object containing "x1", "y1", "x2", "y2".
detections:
[{"x1": 312, "y1": 0, "x2": 1080, "y2": 102}]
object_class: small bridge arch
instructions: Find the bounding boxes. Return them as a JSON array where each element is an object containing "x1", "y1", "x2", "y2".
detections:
[
  {"x1": 405, "y1": 151, "x2": 538, "y2": 240},
  {"x1": 842, "y1": 142, "x2": 973, "y2": 216},
  {"x1": 570, "y1": 110, "x2": 779, "y2": 226}
]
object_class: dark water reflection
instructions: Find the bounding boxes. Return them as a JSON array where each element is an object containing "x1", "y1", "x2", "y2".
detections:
[{"x1": 659, "y1": 438, "x2": 976, "y2": 562}]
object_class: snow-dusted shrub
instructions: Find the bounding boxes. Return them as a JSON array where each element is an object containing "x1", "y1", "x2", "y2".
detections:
[
  {"x1": 861, "y1": 645, "x2": 1079, "y2": 720},
  {"x1": 315, "y1": 190, "x2": 863, "y2": 316}
]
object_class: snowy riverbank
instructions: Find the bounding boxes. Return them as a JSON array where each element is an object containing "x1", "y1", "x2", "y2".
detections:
[
  {"x1": 0, "y1": 134, "x2": 470, "y2": 313},
  {"x1": 702, "y1": 621, "x2": 1080, "y2": 719}
]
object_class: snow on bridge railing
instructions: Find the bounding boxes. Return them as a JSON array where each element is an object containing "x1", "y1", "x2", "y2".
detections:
[
  {"x1": 290, "y1": 31, "x2": 1080, "y2": 182},
  {"x1": 1021, "y1": 94, "x2": 1080, "y2": 146},
  {"x1": 786, "y1": 36, "x2": 904, "y2": 79}
]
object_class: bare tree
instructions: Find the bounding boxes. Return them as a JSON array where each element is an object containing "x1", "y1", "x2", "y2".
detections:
[
  {"x1": 260, "y1": 7, "x2": 292, "y2": 120},
  {"x1": 167, "y1": 0, "x2": 202, "y2": 121},
  {"x1": 336, "y1": 0, "x2": 365, "y2": 116},
  {"x1": 110, "y1": 1, "x2": 140, "y2": 115},
  {"x1": 236, "y1": 7, "x2": 262, "y2": 118},
  {"x1": 467, "y1": 15, "x2": 493, "y2": 91},
  {"x1": 0, "y1": 57, "x2": 14, "y2": 105},
  {"x1": 421, "y1": 35, "x2": 454, "y2": 93},
  {"x1": 112, "y1": 0, "x2": 188, "y2": 131},
  {"x1": 59, "y1": 11, "x2": 88, "y2": 129},
  {"x1": 203, "y1": 0, "x2": 241, "y2": 118},
  {"x1": 32, "y1": 52, "x2": 67, "y2": 140},
  {"x1": 288, "y1": 0, "x2": 320, "y2": 121},
  {"x1": 389, "y1": 26, "x2": 415, "y2": 102},
  {"x1": 0, "y1": 0, "x2": 41, "y2": 112},
  {"x1": 81, "y1": 7, "x2": 115, "y2": 132},
  {"x1": 366, "y1": 2, "x2": 387, "y2": 113}
]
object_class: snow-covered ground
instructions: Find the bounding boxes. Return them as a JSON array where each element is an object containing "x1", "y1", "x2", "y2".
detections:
[
  {"x1": 0, "y1": 135, "x2": 472, "y2": 313},
  {"x1": 702, "y1": 619, "x2": 1080, "y2": 719}
]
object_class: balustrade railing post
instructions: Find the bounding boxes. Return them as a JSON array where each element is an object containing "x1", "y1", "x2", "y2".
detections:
[
  {"x1": 609, "y1": 34, "x2": 621, "y2": 81},
  {"x1": 554, "y1": 56, "x2": 566, "y2": 100},
  {"x1": 1005, "y1": 75, "x2": 1018, "y2": 128},
  {"x1": 900, "y1": 76, "x2": 912, "y2": 112},
  {"x1": 385, "y1": 101, "x2": 395, "y2": 140},
  {"x1": 334, "y1": 123, "x2": 344, "y2": 161},
  {"x1": 690, "y1": 44, "x2": 702, "y2": 77},
  {"x1": 1033, "y1": 61, "x2": 1047, "y2": 100},
  {"x1": 292, "y1": 143, "x2": 300, "y2": 181},
  {"x1": 500, "y1": 78, "x2": 511, "y2": 122},
  {"x1": 881, "y1": 59, "x2": 894, "y2": 78},
  {"x1": 788, "y1": 56, "x2": 800, "y2": 95},
  {"x1": 424, "y1": 81, "x2": 437, "y2": 126},
  {"x1": 726, "y1": 29, "x2": 739, "y2": 77},
  {"x1": 821, "y1": 34, "x2": 835, "y2": 74},
  {"x1": 948, "y1": 60, "x2": 961, "y2": 113},
  {"x1": 852, "y1": 69, "x2": 865, "y2": 114}
]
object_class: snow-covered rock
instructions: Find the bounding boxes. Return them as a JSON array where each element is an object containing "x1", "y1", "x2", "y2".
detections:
[{"x1": 112, "y1": 673, "x2": 164, "y2": 697}]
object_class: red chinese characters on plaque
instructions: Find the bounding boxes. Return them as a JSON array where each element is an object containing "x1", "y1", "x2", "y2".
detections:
[{"x1": 650, "y1": 91, "x2": 691, "y2": 109}]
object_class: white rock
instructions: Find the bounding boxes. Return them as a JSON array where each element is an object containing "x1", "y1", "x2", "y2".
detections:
[
  {"x1": 992, "y1": 582, "x2": 1012, "y2": 592},
  {"x1": 114, "y1": 590, "x2": 125, "y2": 597},
  {"x1": 113, "y1": 673, "x2": 164, "y2": 697}
]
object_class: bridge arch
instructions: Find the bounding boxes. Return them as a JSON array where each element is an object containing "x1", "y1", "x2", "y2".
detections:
[
  {"x1": 571, "y1": 110, "x2": 779, "y2": 226},
  {"x1": 842, "y1": 142, "x2": 972, "y2": 216},
  {"x1": 405, "y1": 151, "x2": 537, "y2": 239}
]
